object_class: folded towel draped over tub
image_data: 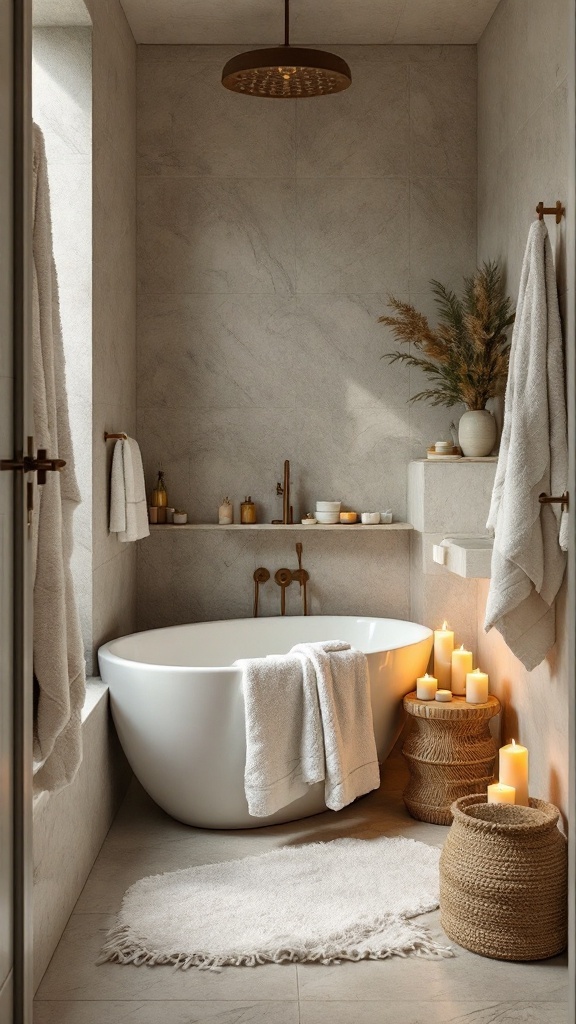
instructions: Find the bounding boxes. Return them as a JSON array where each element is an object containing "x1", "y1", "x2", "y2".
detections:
[{"x1": 238, "y1": 640, "x2": 380, "y2": 817}]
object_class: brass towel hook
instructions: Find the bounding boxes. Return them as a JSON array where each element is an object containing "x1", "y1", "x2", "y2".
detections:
[{"x1": 536, "y1": 201, "x2": 564, "y2": 224}]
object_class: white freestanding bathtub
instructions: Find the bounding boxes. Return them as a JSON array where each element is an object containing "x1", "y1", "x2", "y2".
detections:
[{"x1": 98, "y1": 616, "x2": 433, "y2": 829}]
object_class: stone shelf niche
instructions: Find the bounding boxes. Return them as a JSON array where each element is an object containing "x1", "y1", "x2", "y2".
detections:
[{"x1": 148, "y1": 523, "x2": 413, "y2": 532}]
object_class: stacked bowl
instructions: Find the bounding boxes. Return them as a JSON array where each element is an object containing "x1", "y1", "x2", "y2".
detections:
[{"x1": 316, "y1": 501, "x2": 341, "y2": 524}]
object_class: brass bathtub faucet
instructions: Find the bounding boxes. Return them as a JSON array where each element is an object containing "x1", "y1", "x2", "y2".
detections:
[{"x1": 252, "y1": 543, "x2": 310, "y2": 617}]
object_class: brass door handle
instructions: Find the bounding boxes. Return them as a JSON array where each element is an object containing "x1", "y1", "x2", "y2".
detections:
[{"x1": 1, "y1": 447, "x2": 66, "y2": 485}]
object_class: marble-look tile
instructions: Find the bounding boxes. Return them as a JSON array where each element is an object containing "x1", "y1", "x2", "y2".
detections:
[
  {"x1": 479, "y1": 0, "x2": 568, "y2": 159},
  {"x1": 296, "y1": 946, "x2": 567, "y2": 1004},
  {"x1": 138, "y1": 178, "x2": 296, "y2": 296},
  {"x1": 295, "y1": 178, "x2": 409, "y2": 294},
  {"x1": 34, "y1": 1001, "x2": 300, "y2": 1024},
  {"x1": 295, "y1": 62, "x2": 409, "y2": 178},
  {"x1": 300, "y1": 1002, "x2": 568, "y2": 1023},
  {"x1": 410, "y1": 60, "x2": 477, "y2": 180},
  {"x1": 137, "y1": 52, "x2": 296, "y2": 178},
  {"x1": 409, "y1": 178, "x2": 477, "y2": 295},
  {"x1": 33, "y1": 695, "x2": 130, "y2": 990},
  {"x1": 137, "y1": 293, "x2": 410, "y2": 412},
  {"x1": 92, "y1": 547, "x2": 137, "y2": 653},
  {"x1": 138, "y1": 403, "x2": 411, "y2": 525},
  {"x1": 136, "y1": 526, "x2": 410, "y2": 631},
  {"x1": 36, "y1": 914, "x2": 298, "y2": 1002}
]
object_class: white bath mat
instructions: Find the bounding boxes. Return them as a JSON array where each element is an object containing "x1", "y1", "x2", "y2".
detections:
[{"x1": 99, "y1": 836, "x2": 453, "y2": 970}]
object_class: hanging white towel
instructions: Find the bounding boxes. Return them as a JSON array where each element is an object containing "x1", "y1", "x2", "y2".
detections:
[
  {"x1": 32, "y1": 123, "x2": 86, "y2": 792},
  {"x1": 109, "y1": 438, "x2": 150, "y2": 542},
  {"x1": 238, "y1": 651, "x2": 325, "y2": 817},
  {"x1": 485, "y1": 218, "x2": 568, "y2": 670},
  {"x1": 291, "y1": 641, "x2": 380, "y2": 811}
]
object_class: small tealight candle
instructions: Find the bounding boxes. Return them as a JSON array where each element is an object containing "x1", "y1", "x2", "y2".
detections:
[
  {"x1": 487, "y1": 782, "x2": 516, "y2": 804},
  {"x1": 434, "y1": 622, "x2": 454, "y2": 689},
  {"x1": 466, "y1": 668, "x2": 489, "y2": 704},
  {"x1": 435, "y1": 689, "x2": 452, "y2": 702},
  {"x1": 451, "y1": 645, "x2": 473, "y2": 695},
  {"x1": 416, "y1": 673, "x2": 438, "y2": 700},
  {"x1": 499, "y1": 740, "x2": 529, "y2": 807}
]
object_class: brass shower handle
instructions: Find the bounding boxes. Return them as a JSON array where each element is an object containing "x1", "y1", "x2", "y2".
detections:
[
  {"x1": 252, "y1": 567, "x2": 270, "y2": 618},
  {"x1": 275, "y1": 568, "x2": 292, "y2": 616}
]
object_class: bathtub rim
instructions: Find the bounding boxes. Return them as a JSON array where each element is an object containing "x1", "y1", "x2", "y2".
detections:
[{"x1": 98, "y1": 615, "x2": 433, "y2": 673}]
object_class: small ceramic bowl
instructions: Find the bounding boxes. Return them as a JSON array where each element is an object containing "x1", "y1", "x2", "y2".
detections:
[
  {"x1": 361, "y1": 512, "x2": 380, "y2": 525},
  {"x1": 316, "y1": 501, "x2": 341, "y2": 512},
  {"x1": 315, "y1": 511, "x2": 340, "y2": 524},
  {"x1": 301, "y1": 517, "x2": 317, "y2": 525},
  {"x1": 340, "y1": 511, "x2": 358, "y2": 524},
  {"x1": 173, "y1": 511, "x2": 188, "y2": 525},
  {"x1": 380, "y1": 510, "x2": 393, "y2": 524}
]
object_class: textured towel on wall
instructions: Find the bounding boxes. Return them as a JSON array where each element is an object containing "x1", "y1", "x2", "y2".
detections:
[
  {"x1": 485, "y1": 218, "x2": 568, "y2": 670},
  {"x1": 109, "y1": 437, "x2": 150, "y2": 542},
  {"x1": 32, "y1": 123, "x2": 86, "y2": 792}
]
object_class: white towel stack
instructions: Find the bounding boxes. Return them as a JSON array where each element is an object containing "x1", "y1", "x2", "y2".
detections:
[
  {"x1": 239, "y1": 640, "x2": 380, "y2": 817},
  {"x1": 109, "y1": 438, "x2": 150, "y2": 542},
  {"x1": 485, "y1": 219, "x2": 568, "y2": 670}
]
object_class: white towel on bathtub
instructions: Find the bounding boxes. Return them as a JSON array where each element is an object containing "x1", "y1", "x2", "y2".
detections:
[
  {"x1": 291, "y1": 642, "x2": 380, "y2": 811},
  {"x1": 237, "y1": 652, "x2": 325, "y2": 817}
]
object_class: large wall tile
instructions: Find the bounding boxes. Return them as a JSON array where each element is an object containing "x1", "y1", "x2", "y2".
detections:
[
  {"x1": 138, "y1": 177, "x2": 297, "y2": 296},
  {"x1": 295, "y1": 178, "x2": 409, "y2": 294},
  {"x1": 138, "y1": 51, "x2": 296, "y2": 178},
  {"x1": 138, "y1": 293, "x2": 409, "y2": 412},
  {"x1": 477, "y1": 0, "x2": 571, "y2": 817},
  {"x1": 295, "y1": 63, "x2": 409, "y2": 178},
  {"x1": 410, "y1": 61, "x2": 477, "y2": 180},
  {"x1": 137, "y1": 529, "x2": 410, "y2": 631},
  {"x1": 136, "y1": 45, "x2": 478, "y2": 632},
  {"x1": 409, "y1": 177, "x2": 477, "y2": 294}
]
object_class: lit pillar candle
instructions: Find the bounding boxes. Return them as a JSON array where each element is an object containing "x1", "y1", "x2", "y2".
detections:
[
  {"x1": 416, "y1": 673, "x2": 438, "y2": 700},
  {"x1": 451, "y1": 645, "x2": 473, "y2": 695},
  {"x1": 466, "y1": 668, "x2": 489, "y2": 704},
  {"x1": 487, "y1": 782, "x2": 516, "y2": 804},
  {"x1": 499, "y1": 740, "x2": 529, "y2": 807},
  {"x1": 434, "y1": 622, "x2": 454, "y2": 688}
]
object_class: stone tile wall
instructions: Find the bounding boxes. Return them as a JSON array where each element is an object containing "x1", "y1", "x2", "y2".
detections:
[
  {"x1": 476, "y1": 0, "x2": 571, "y2": 819},
  {"x1": 135, "y1": 44, "x2": 478, "y2": 628}
]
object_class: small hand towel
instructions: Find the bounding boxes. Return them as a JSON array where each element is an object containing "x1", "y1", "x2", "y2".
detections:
[
  {"x1": 291, "y1": 641, "x2": 380, "y2": 811},
  {"x1": 238, "y1": 652, "x2": 325, "y2": 818},
  {"x1": 110, "y1": 438, "x2": 150, "y2": 542},
  {"x1": 485, "y1": 219, "x2": 568, "y2": 670}
]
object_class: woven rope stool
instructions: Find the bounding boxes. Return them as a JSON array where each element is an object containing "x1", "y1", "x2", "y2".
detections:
[
  {"x1": 402, "y1": 693, "x2": 500, "y2": 824},
  {"x1": 440, "y1": 794, "x2": 567, "y2": 960}
]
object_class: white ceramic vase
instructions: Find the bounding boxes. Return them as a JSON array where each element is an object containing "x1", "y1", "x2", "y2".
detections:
[{"x1": 458, "y1": 409, "x2": 497, "y2": 457}]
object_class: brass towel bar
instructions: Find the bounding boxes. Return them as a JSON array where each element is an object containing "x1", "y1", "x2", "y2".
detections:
[
  {"x1": 536, "y1": 201, "x2": 564, "y2": 223},
  {"x1": 539, "y1": 492, "x2": 569, "y2": 510},
  {"x1": 104, "y1": 432, "x2": 128, "y2": 441}
]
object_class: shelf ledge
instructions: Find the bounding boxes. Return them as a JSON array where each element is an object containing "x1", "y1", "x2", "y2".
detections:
[{"x1": 148, "y1": 522, "x2": 413, "y2": 532}]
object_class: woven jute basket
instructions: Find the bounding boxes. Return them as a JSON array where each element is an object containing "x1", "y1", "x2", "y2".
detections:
[{"x1": 440, "y1": 794, "x2": 567, "y2": 961}]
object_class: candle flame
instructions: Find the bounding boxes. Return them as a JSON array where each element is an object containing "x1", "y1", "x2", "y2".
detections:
[
  {"x1": 424, "y1": 673, "x2": 430, "y2": 679},
  {"x1": 511, "y1": 738, "x2": 516, "y2": 746},
  {"x1": 474, "y1": 667, "x2": 481, "y2": 674},
  {"x1": 442, "y1": 621, "x2": 448, "y2": 630},
  {"x1": 460, "y1": 644, "x2": 465, "y2": 651}
]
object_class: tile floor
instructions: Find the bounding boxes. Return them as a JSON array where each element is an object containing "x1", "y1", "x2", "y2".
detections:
[{"x1": 34, "y1": 753, "x2": 568, "y2": 1023}]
